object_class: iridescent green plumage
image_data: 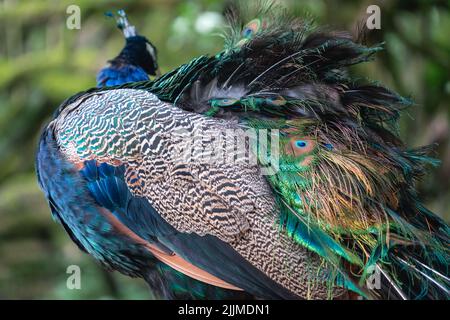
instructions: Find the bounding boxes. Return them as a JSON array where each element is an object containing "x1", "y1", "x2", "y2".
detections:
[{"x1": 118, "y1": 1, "x2": 449, "y2": 299}]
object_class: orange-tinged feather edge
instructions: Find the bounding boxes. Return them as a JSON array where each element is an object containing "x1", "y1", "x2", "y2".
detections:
[{"x1": 98, "y1": 207, "x2": 243, "y2": 291}]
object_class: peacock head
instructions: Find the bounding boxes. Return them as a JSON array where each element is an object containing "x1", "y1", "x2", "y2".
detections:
[{"x1": 108, "y1": 9, "x2": 160, "y2": 76}]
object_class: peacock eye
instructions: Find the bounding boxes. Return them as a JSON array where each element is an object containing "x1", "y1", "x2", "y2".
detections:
[
  {"x1": 241, "y1": 19, "x2": 261, "y2": 39},
  {"x1": 242, "y1": 28, "x2": 253, "y2": 38},
  {"x1": 295, "y1": 140, "x2": 307, "y2": 148},
  {"x1": 287, "y1": 137, "x2": 315, "y2": 159},
  {"x1": 217, "y1": 98, "x2": 238, "y2": 106}
]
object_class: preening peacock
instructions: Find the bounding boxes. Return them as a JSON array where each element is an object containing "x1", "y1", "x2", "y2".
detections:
[
  {"x1": 96, "y1": 10, "x2": 160, "y2": 87},
  {"x1": 36, "y1": 3, "x2": 450, "y2": 299}
]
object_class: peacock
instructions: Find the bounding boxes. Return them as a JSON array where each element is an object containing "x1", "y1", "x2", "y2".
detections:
[
  {"x1": 36, "y1": 2, "x2": 450, "y2": 299},
  {"x1": 91, "y1": 9, "x2": 253, "y2": 300},
  {"x1": 96, "y1": 10, "x2": 160, "y2": 87}
]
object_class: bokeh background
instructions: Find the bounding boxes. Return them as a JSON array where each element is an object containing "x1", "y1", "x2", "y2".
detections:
[{"x1": 0, "y1": 0, "x2": 449, "y2": 299}]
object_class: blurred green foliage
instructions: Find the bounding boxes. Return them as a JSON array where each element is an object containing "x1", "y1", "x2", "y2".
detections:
[{"x1": 0, "y1": 0, "x2": 449, "y2": 299}]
